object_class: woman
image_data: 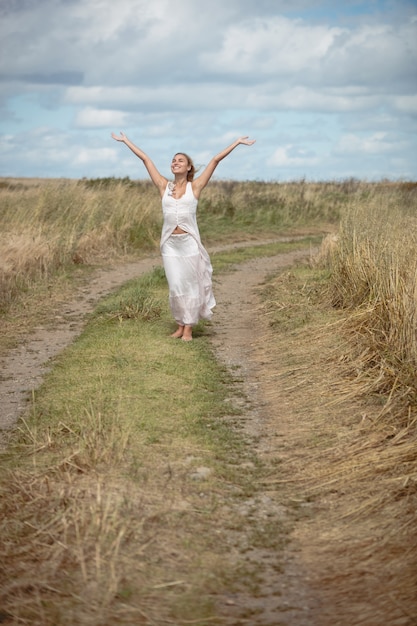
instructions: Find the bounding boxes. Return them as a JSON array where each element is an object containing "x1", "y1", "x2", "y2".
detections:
[{"x1": 111, "y1": 132, "x2": 256, "y2": 341}]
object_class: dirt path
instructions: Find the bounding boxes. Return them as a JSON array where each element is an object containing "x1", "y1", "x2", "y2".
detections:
[
  {"x1": 0, "y1": 240, "x2": 316, "y2": 624},
  {"x1": 0, "y1": 237, "x2": 304, "y2": 435},
  {"x1": 210, "y1": 249, "x2": 319, "y2": 624}
]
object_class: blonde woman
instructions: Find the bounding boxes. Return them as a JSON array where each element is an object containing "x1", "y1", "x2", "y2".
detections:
[{"x1": 111, "y1": 132, "x2": 255, "y2": 341}]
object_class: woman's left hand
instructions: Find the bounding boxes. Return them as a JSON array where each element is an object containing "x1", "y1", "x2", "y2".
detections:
[{"x1": 238, "y1": 136, "x2": 256, "y2": 146}]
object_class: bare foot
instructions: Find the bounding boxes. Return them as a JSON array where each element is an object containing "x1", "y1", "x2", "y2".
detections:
[
  {"x1": 181, "y1": 325, "x2": 193, "y2": 342},
  {"x1": 170, "y1": 325, "x2": 184, "y2": 338}
]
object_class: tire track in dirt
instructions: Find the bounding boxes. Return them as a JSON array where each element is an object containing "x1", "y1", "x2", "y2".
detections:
[{"x1": 210, "y1": 248, "x2": 319, "y2": 625}]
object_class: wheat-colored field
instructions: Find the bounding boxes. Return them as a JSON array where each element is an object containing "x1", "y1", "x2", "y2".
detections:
[
  {"x1": 1, "y1": 177, "x2": 415, "y2": 410},
  {"x1": 318, "y1": 182, "x2": 417, "y2": 421},
  {"x1": 0, "y1": 176, "x2": 350, "y2": 312},
  {"x1": 0, "y1": 177, "x2": 416, "y2": 624}
]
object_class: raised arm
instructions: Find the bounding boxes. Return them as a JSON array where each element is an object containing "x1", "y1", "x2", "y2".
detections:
[
  {"x1": 111, "y1": 132, "x2": 167, "y2": 195},
  {"x1": 192, "y1": 136, "x2": 256, "y2": 197}
]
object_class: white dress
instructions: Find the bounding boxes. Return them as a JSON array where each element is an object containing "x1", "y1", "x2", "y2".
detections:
[{"x1": 160, "y1": 182, "x2": 216, "y2": 326}]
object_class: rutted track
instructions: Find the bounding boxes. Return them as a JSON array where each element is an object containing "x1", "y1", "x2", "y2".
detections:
[{"x1": 0, "y1": 237, "x2": 305, "y2": 435}]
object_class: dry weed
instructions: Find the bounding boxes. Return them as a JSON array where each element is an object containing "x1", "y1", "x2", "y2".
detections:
[
  {"x1": 257, "y1": 257, "x2": 417, "y2": 624},
  {"x1": 317, "y1": 186, "x2": 417, "y2": 423}
]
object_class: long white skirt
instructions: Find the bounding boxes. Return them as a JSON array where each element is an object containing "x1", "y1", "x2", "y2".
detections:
[{"x1": 161, "y1": 233, "x2": 215, "y2": 326}]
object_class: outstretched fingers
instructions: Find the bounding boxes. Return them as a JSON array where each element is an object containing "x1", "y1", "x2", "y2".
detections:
[
  {"x1": 111, "y1": 131, "x2": 127, "y2": 142},
  {"x1": 239, "y1": 136, "x2": 256, "y2": 146}
]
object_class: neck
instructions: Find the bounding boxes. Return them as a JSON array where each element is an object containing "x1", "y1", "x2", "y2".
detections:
[{"x1": 174, "y1": 177, "x2": 187, "y2": 185}]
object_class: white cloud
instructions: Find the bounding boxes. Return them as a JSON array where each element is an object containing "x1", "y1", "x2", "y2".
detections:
[
  {"x1": 333, "y1": 132, "x2": 405, "y2": 156},
  {"x1": 267, "y1": 144, "x2": 319, "y2": 168},
  {"x1": 63, "y1": 83, "x2": 387, "y2": 116},
  {"x1": 202, "y1": 15, "x2": 417, "y2": 93},
  {"x1": 393, "y1": 94, "x2": 417, "y2": 115},
  {"x1": 74, "y1": 107, "x2": 129, "y2": 128},
  {"x1": 201, "y1": 16, "x2": 341, "y2": 76},
  {"x1": 72, "y1": 147, "x2": 118, "y2": 166}
]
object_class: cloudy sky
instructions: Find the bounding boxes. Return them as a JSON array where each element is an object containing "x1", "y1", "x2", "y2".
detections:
[{"x1": 1, "y1": 0, "x2": 416, "y2": 182}]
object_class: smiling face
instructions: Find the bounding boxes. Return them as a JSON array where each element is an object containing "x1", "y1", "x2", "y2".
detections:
[{"x1": 171, "y1": 153, "x2": 190, "y2": 177}]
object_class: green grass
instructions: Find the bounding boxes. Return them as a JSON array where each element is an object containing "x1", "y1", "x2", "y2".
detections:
[
  {"x1": 211, "y1": 236, "x2": 321, "y2": 272},
  {"x1": 19, "y1": 282, "x2": 251, "y2": 469}
]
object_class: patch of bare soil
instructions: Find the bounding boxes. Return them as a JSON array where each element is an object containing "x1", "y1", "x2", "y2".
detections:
[
  {"x1": 1, "y1": 240, "x2": 415, "y2": 625},
  {"x1": 210, "y1": 249, "x2": 320, "y2": 625}
]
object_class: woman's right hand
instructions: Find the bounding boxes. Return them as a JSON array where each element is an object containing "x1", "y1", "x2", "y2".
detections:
[{"x1": 111, "y1": 131, "x2": 128, "y2": 142}]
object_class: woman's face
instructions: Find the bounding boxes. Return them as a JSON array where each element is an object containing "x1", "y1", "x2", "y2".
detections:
[{"x1": 171, "y1": 153, "x2": 190, "y2": 176}]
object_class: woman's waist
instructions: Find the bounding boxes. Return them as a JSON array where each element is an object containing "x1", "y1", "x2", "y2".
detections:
[{"x1": 171, "y1": 226, "x2": 188, "y2": 235}]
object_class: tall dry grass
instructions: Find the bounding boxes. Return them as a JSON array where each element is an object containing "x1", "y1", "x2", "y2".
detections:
[
  {"x1": 197, "y1": 177, "x2": 348, "y2": 228},
  {"x1": 0, "y1": 176, "x2": 413, "y2": 317},
  {"x1": 0, "y1": 176, "x2": 355, "y2": 314},
  {"x1": 320, "y1": 183, "x2": 417, "y2": 423},
  {"x1": 0, "y1": 178, "x2": 161, "y2": 312}
]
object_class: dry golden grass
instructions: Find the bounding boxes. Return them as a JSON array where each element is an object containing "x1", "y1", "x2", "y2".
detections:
[
  {"x1": 257, "y1": 185, "x2": 416, "y2": 621},
  {"x1": 256, "y1": 262, "x2": 417, "y2": 625},
  {"x1": 0, "y1": 178, "x2": 161, "y2": 313},
  {"x1": 0, "y1": 470, "x2": 143, "y2": 623},
  {"x1": 0, "y1": 175, "x2": 377, "y2": 315},
  {"x1": 306, "y1": 188, "x2": 417, "y2": 565},
  {"x1": 319, "y1": 185, "x2": 417, "y2": 423}
]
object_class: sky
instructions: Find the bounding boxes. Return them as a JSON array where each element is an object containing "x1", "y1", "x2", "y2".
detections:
[{"x1": 1, "y1": 0, "x2": 416, "y2": 182}]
